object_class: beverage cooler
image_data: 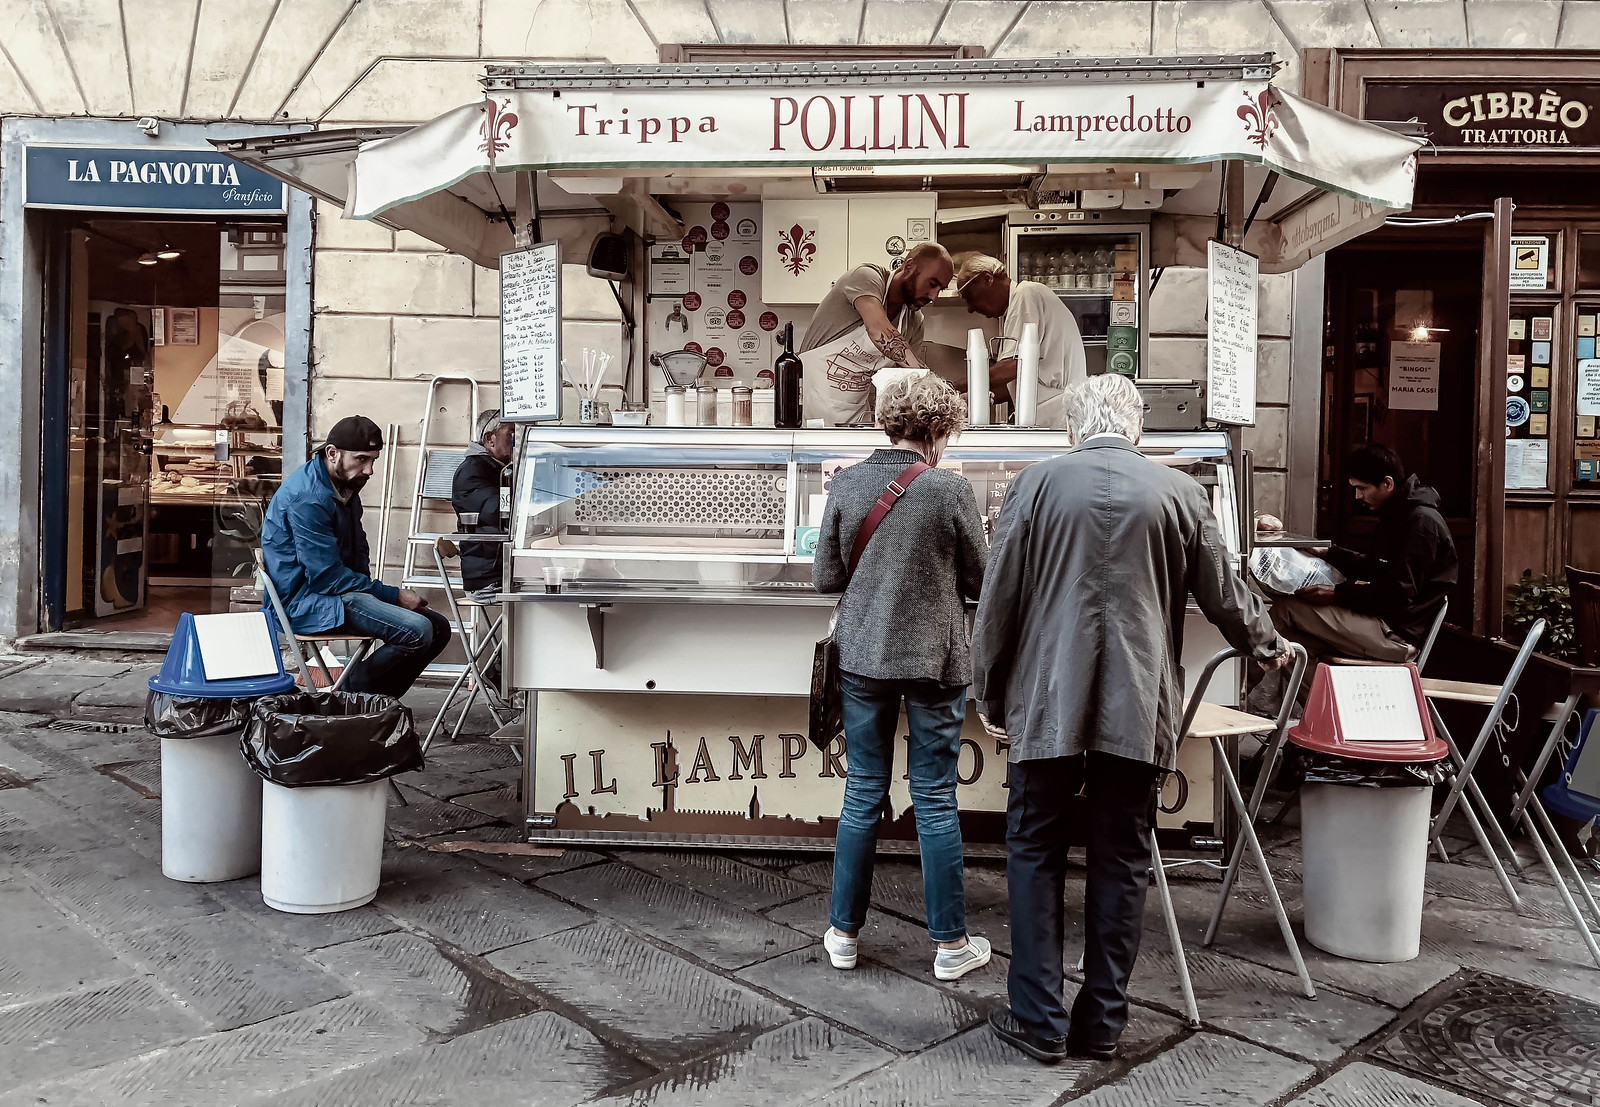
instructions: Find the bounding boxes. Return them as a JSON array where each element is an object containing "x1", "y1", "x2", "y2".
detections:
[{"x1": 1006, "y1": 211, "x2": 1150, "y2": 379}]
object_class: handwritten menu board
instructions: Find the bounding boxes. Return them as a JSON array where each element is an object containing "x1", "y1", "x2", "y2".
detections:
[
  {"x1": 1206, "y1": 240, "x2": 1258, "y2": 426},
  {"x1": 500, "y1": 241, "x2": 561, "y2": 422},
  {"x1": 1327, "y1": 666, "x2": 1426, "y2": 743}
]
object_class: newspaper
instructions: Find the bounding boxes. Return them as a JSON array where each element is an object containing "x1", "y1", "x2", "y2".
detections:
[{"x1": 1250, "y1": 546, "x2": 1345, "y2": 594}]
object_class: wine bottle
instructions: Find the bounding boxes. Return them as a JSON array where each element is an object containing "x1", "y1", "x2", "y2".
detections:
[{"x1": 775, "y1": 322, "x2": 803, "y2": 428}]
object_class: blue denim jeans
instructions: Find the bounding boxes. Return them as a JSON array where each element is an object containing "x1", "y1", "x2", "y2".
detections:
[
  {"x1": 336, "y1": 591, "x2": 451, "y2": 699},
  {"x1": 830, "y1": 670, "x2": 968, "y2": 942}
]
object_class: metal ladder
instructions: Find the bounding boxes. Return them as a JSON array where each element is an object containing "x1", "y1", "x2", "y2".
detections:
[{"x1": 400, "y1": 375, "x2": 486, "y2": 592}]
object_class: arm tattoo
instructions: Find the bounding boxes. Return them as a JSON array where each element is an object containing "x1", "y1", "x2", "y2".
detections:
[{"x1": 874, "y1": 328, "x2": 912, "y2": 365}]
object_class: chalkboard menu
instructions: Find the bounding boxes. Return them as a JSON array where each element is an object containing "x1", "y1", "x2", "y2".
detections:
[
  {"x1": 500, "y1": 241, "x2": 561, "y2": 422},
  {"x1": 1206, "y1": 240, "x2": 1258, "y2": 426}
]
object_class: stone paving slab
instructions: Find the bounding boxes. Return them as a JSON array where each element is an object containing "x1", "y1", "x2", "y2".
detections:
[
  {"x1": 591, "y1": 1017, "x2": 890, "y2": 1107},
  {"x1": 0, "y1": 734, "x2": 54, "y2": 781},
  {"x1": 396, "y1": 762, "x2": 511, "y2": 801},
  {"x1": 208, "y1": 879, "x2": 401, "y2": 953},
  {"x1": 254, "y1": 1011, "x2": 642, "y2": 1107},
  {"x1": 805, "y1": 1021, "x2": 1099, "y2": 1107},
  {"x1": 0, "y1": 976, "x2": 207, "y2": 1090},
  {"x1": 452, "y1": 841, "x2": 606, "y2": 884},
  {"x1": 787, "y1": 860, "x2": 945, "y2": 922},
  {"x1": 27, "y1": 770, "x2": 164, "y2": 860},
  {"x1": 0, "y1": 660, "x2": 134, "y2": 714},
  {"x1": 421, "y1": 741, "x2": 520, "y2": 774},
  {"x1": 386, "y1": 782, "x2": 502, "y2": 838},
  {"x1": 0, "y1": 877, "x2": 133, "y2": 1007},
  {"x1": 737, "y1": 947, "x2": 984, "y2": 1052},
  {"x1": 614, "y1": 850, "x2": 813, "y2": 912},
  {"x1": 488, "y1": 923, "x2": 792, "y2": 1066},
  {"x1": 539, "y1": 862, "x2": 811, "y2": 970},
  {"x1": 1068, "y1": 1032, "x2": 1313, "y2": 1107},
  {"x1": 73, "y1": 668, "x2": 161, "y2": 711},
  {"x1": 1130, "y1": 938, "x2": 1393, "y2": 1062},
  {"x1": 112, "y1": 913, "x2": 350, "y2": 1031},
  {"x1": 96, "y1": 759, "x2": 161, "y2": 798},
  {"x1": 765, "y1": 893, "x2": 1011, "y2": 1005},
  {"x1": 3, "y1": 998, "x2": 424, "y2": 1107},
  {"x1": 314, "y1": 931, "x2": 539, "y2": 1039},
  {"x1": 21, "y1": 844, "x2": 223, "y2": 933},
  {"x1": 1425, "y1": 860, "x2": 1584, "y2": 928},
  {"x1": 1288, "y1": 1061, "x2": 1483, "y2": 1106},
  {"x1": 1420, "y1": 899, "x2": 1600, "y2": 1005},
  {"x1": 377, "y1": 853, "x2": 588, "y2": 955},
  {"x1": 452, "y1": 785, "x2": 522, "y2": 821}
]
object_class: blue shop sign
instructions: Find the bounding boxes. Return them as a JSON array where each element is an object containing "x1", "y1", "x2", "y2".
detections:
[{"x1": 24, "y1": 145, "x2": 285, "y2": 214}]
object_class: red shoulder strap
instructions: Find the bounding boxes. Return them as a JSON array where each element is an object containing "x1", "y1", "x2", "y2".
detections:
[{"x1": 847, "y1": 462, "x2": 931, "y2": 578}]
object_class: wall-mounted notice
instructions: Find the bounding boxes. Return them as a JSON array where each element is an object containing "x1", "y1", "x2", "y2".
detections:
[
  {"x1": 1506, "y1": 438, "x2": 1550, "y2": 490},
  {"x1": 1578, "y1": 358, "x2": 1600, "y2": 417},
  {"x1": 1206, "y1": 239, "x2": 1258, "y2": 425},
  {"x1": 500, "y1": 241, "x2": 561, "y2": 422},
  {"x1": 1388, "y1": 341, "x2": 1441, "y2": 411},
  {"x1": 1510, "y1": 236, "x2": 1549, "y2": 291}
]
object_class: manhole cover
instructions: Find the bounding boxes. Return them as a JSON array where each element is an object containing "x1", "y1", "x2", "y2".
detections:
[{"x1": 1373, "y1": 974, "x2": 1600, "y2": 1106}]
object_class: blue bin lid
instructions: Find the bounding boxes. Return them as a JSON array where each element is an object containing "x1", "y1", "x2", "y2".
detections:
[{"x1": 148, "y1": 612, "x2": 297, "y2": 698}]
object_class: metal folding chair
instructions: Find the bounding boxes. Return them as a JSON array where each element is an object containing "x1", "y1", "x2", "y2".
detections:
[
  {"x1": 422, "y1": 535, "x2": 512, "y2": 753},
  {"x1": 254, "y1": 549, "x2": 380, "y2": 692},
  {"x1": 1425, "y1": 618, "x2": 1600, "y2": 968},
  {"x1": 1152, "y1": 643, "x2": 1315, "y2": 1030}
]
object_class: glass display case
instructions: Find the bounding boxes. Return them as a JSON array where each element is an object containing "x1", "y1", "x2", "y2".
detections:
[{"x1": 509, "y1": 428, "x2": 1241, "y2": 597}]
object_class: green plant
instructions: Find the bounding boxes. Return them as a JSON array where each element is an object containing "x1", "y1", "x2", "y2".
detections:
[{"x1": 1505, "y1": 570, "x2": 1576, "y2": 660}]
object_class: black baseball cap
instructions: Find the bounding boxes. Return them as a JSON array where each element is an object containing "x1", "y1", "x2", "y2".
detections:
[{"x1": 325, "y1": 415, "x2": 384, "y2": 452}]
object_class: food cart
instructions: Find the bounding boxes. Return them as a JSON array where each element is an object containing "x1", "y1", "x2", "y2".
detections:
[{"x1": 219, "y1": 54, "x2": 1422, "y2": 853}]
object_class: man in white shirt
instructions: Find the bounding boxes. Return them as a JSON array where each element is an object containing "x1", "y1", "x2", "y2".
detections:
[{"x1": 955, "y1": 254, "x2": 1087, "y2": 427}]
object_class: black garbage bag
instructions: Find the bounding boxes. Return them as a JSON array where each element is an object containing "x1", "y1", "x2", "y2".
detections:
[
  {"x1": 1287, "y1": 745, "x2": 1449, "y2": 789},
  {"x1": 145, "y1": 692, "x2": 253, "y2": 739},
  {"x1": 242, "y1": 692, "x2": 422, "y2": 787}
]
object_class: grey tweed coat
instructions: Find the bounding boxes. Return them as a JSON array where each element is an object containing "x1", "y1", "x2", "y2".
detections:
[{"x1": 812, "y1": 448, "x2": 989, "y2": 687}]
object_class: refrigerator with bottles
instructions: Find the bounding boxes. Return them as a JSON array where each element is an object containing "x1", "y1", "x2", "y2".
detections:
[{"x1": 1005, "y1": 211, "x2": 1151, "y2": 380}]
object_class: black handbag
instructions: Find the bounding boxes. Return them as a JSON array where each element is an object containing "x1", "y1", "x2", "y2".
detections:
[{"x1": 807, "y1": 462, "x2": 930, "y2": 751}]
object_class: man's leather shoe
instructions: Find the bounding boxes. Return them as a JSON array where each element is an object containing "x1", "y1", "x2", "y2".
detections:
[
  {"x1": 1065, "y1": 1036, "x2": 1117, "y2": 1062},
  {"x1": 988, "y1": 1009, "x2": 1067, "y2": 1064}
]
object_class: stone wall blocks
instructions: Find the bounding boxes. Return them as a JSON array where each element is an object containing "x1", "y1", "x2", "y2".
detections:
[
  {"x1": 475, "y1": 267, "x2": 501, "y2": 317},
  {"x1": 1243, "y1": 405, "x2": 1291, "y2": 468},
  {"x1": 1259, "y1": 273, "x2": 1293, "y2": 339},
  {"x1": 788, "y1": 0, "x2": 867, "y2": 44},
  {"x1": 312, "y1": 315, "x2": 392, "y2": 379},
  {"x1": 1367, "y1": 0, "x2": 1470, "y2": 47},
  {"x1": 51, "y1": 0, "x2": 134, "y2": 115},
  {"x1": 1155, "y1": 2, "x2": 1300, "y2": 88},
  {"x1": 995, "y1": 1, "x2": 1154, "y2": 57},
  {"x1": 232, "y1": 0, "x2": 357, "y2": 120},
  {"x1": 314, "y1": 252, "x2": 475, "y2": 316},
  {"x1": 564, "y1": 266, "x2": 625, "y2": 320},
  {"x1": 632, "y1": 0, "x2": 723, "y2": 44},
  {"x1": 321, "y1": 59, "x2": 486, "y2": 126},
  {"x1": 1557, "y1": 1, "x2": 1600, "y2": 46},
  {"x1": 485, "y1": 0, "x2": 659, "y2": 63},
  {"x1": 1149, "y1": 267, "x2": 1209, "y2": 336},
  {"x1": 864, "y1": 0, "x2": 953, "y2": 46},
  {"x1": 706, "y1": 0, "x2": 790, "y2": 42},
  {"x1": 315, "y1": 201, "x2": 395, "y2": 251},
  {"x1": 1464, "y1": 0, "x2": 1562, "y2": 48},
  {"x1": 392, "y1": 316, "x2": 503, "y2": 380},
  {"x1": 185, "y1": 0, "x2": 279, "y2": 117},
  {"x1": 4, "y1": 2, "x2": 88, "y2": 114},
  {"x1": 1268, "y1": 0, "x2": 1382, "y2": 50},
  {"x1": 1145, "y1": 336, "x2": 1291, "y2": 405},
  {"x1": 1254, "y1": 470, "x2": 1287, "y2": 520}
]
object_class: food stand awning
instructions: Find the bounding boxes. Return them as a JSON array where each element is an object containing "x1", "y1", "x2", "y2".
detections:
[{"x1": 216, "y1": 55, "x2": 1421, "y2": 274}]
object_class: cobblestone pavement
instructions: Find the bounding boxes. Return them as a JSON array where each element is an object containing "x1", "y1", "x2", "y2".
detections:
[{"x1": 2, "y1": 654, "x2": 1599, "y2": 1105}]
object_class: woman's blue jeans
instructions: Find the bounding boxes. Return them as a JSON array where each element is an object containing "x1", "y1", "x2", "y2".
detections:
[{"x1": 829, "y1": 670, "x2": 968, "y2": 942}]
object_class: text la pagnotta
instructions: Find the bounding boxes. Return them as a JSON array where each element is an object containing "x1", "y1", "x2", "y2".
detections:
[{"x1": 1365, "y1": 82, "x2": 1599, "y2": 149}]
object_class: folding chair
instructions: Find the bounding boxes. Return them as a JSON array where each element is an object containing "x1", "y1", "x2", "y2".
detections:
[
  {"x1": 422, "y1": 535, "x2": 512, "y2": 753},
  {"x1": 1425, "y1": 618, "x2": 1600, "y2": 969},
  {"x1": 255, "y1": 549, "x2": 381, "y2": 692},
  {"x1": 1150, "y1": 643, "x2": 1315, "y2": 1030}
]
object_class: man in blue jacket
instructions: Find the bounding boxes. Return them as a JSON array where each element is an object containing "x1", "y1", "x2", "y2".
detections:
[{"x1": 262, "y1": 415, "x2": 450, "y2": 697}]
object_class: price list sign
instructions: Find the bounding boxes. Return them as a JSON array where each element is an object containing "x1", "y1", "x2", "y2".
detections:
[
  {"x1": 500, "y1": 241, "x2": 562, "y2": 422},
  {"x1": 1206, "y1": 239, "x2": 1258, "y2": 426}
]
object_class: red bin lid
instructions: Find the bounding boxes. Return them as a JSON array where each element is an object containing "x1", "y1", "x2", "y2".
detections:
[{"x1": 1288, "y1": 661, "x2": 1449, "y2": 763}]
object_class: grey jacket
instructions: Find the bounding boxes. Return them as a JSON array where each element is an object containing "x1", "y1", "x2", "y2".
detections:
[
  {"x1": 971, "y1": 437, "x2": 1282, "y2": 770},
  {"x1": 813, "y1": 449, "x2": 989, "y2": 686}
]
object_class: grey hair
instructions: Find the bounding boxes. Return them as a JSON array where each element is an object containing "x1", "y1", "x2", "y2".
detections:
[
  {"x1": 904, "y1": 241, "x2": 952, "y2": 268},
  {"x1": 954, "y1": 253, "x2": 1006, "y2": 289},
  {"x1": 1066, "y1": 373, "x2": 1144, "y2": 443}
]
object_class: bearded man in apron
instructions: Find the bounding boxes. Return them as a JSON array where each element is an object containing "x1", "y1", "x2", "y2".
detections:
[{"x1": 798, "y1": 242, "x2": 954, "y2": 427}]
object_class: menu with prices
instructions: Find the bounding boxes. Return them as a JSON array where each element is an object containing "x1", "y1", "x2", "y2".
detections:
[
  {"x1": 1206, "y1": 240, "x2": 1258, "y2": 425},
  {"x1": 500, "y1": 242, "x2": 561, "y2": 422},
  {"x1": 1327, "y1": 666, "x2": 1426, "y2": 743}
]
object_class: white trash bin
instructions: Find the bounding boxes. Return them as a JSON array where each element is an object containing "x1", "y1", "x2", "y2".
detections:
[
  {"x1": 260, "y1": 778, "x2": 388, "y2": 913},
  {"x1": 160, "y1": 731, "x2": 262, "y2": 882},
  {"x1": 1301, "y1": 782, "x2": 1433, "y2": 963}
]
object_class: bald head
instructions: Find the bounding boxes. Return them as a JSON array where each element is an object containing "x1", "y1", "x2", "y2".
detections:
[{"x1": 892, "y1": 242, "x2": 954, "y2": 310}]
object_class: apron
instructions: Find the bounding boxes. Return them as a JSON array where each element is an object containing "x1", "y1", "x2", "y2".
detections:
[{"x1": 802, "y1": 306, "x2": 914, "y2": 427}]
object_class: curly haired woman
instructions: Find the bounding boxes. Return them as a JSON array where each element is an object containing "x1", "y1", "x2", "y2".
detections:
[{"x1": 812, "y1": 371, "x2": 992, "y2": 981}]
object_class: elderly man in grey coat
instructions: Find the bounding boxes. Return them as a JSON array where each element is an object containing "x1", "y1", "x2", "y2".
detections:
[{"x1": 973, "y1": 373, "x2": 1290, "y2": 1064}]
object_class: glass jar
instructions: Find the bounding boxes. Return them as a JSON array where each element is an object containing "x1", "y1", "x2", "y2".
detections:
[
  {"x1": 695, "y1": 384, "x2": 717, "y2": 426},
  {"x1": 732, "y1": 386, "x2": 753, "y2": 427}
]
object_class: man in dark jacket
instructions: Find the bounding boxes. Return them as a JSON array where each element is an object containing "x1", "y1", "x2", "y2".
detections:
[
  {"x1": 1271, "y1": 445, "x2": 1457, "y2": 661},
  {"x1": 262, "y1": 415, "x2": 450, "y2": 697},
  {"x1": 452, "y1": 409, "x2": 515, "y2": 600},
  {"x1": 973, "y1": 374, "x2": 1290, "y2": 1065}
]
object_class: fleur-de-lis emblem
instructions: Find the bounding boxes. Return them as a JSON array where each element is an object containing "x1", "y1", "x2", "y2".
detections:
[
  {"x1": 1237, "y1": 89, "x2": 1276, "y2": 150},
  {"x1": 480, "y1": 98, "x2": 518, "y2": 158},
  {"x1": 777, "y1": 223, "x2": 816, "y2": 276}
]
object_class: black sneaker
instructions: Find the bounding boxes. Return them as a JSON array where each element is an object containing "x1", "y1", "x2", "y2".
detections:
[
  {"x1": 988, "y1": 1009, "x2": 1067, "y2": 1064},
  {"x1": 1065, "y1": 1036, "x2": 1117, "y2": 1062}
]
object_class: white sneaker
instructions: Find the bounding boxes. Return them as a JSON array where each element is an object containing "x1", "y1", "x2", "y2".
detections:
[
  {"x1": 934, "y1": 935, "x2": 992, "y2": 981},
  {"x1": 823, "y1": 927, "x2": 858, "y2": 970}
]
